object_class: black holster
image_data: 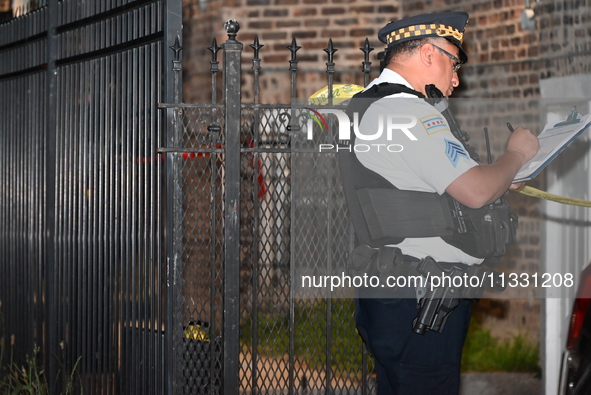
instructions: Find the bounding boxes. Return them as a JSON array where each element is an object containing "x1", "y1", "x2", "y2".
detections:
[{"x1": 412, "y1": 256, "x2": 505, "y2": 335}]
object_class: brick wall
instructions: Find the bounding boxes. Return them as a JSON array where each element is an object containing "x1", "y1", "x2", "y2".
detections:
[
  {"x1": 0, "y1": 0, "x2": 9, "y2": 13},
  {"x1": 182, "y1": 0, "x2": 226, "y2": 103},
  {"x1": 182, "y1": 0, "x2": 399, "y2": 103},
  {"x1": 180, "y1": 0, "x2": 591, "y2": 340}
]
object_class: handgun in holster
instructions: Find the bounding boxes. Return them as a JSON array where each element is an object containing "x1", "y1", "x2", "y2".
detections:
[
  {"x1": 412, "y1": 256, "x2": 506, "y2": 335},
  {"x1": 412, "y1": 256, "x2": 464, "y2": 335}
]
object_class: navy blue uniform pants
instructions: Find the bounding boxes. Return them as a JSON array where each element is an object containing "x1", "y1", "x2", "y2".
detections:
[{"x1": 355, "y1": 296, "x2": 472, "y2": 395}]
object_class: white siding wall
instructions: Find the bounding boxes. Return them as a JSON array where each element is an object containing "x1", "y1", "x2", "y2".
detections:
[{"x1": 541, "y1": 75, "x2": 591, "y2": 395}]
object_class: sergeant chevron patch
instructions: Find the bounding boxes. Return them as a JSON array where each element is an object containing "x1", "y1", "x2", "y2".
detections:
[
  {"x1": 444, "y1": 139, "x2": 468, "y2": 167},
  {"x1": 420, "y1": 114, "x2": 449, "y2": 135}
]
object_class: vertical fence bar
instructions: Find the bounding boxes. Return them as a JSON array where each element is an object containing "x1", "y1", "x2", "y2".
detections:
[
  {"x1": 164, "y1": 0, "x2": 183, "y2": 392},
  {"x1": 222, "y1": 19, "x2": 242, "y2": 395},
  {"x1": 324, "y1": 39, "x2": 338, "y2": 392},
  {"x1": 207, "y1": 37, "x2": 222, "y2": 394},
  {"x1": 33, "y1": 71, "x2": 45, "y2": 367},
  {"x1": 287, "y1": 37, "x2": 300, "y2": 395},
  {"x1": 249, "y1": 35, "x2": 263, "y2": 394},
  {"x1": 250, "y1": 36, "x2": 263, "y2": 105},
  {"x1": 168, "y1": 37, "x2": 185, "y2": 393},
  {"x1": 288, "y1": 38, "x2": 300, "y2": 102},
  {"x1": 45, "y1": 0, "x2": 60, "y2": 390},
  {"x1": 154, "y1": 39, "x2": 166, "y2": 395},
  {"x1": 209, "y1": 38, "x2": 220, "y2": 104},
  {"x1": 359, "y1": 38, "x2": 374, "y2": 395}
]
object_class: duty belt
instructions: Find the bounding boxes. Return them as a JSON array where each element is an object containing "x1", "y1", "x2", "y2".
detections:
[{"x1": 349, "y1": 244, "x2": 505, "y2": 334}]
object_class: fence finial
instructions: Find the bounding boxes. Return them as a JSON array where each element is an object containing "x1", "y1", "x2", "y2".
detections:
[
  {"x1": 208, "y1": 38, "x2": 221, "y2": 71},
  {"x1": 324, "y1": 39, "x2": 337, "y2": 104},
  {"x1": 361, "y1": 38, "x2": 374, "y2": 86},
  {"x1": 250, "y1": 35, "x2": 264, "y2": 60},
  {"x1": 170, "y1": 36, "x2": 182, "y2": 72},
  {"x1": 287, "y1": 37, "x2": 301, "y2": 62},
  {"x1": 324, "y1": 39, "x2": 337, "y2": 64},
  {"x1": 250, "y1": 35, "x2": 264, "y2": 104},
  {"x1": 224, "y1": 19, "x2": 240, "y2": 41},
  {"x1": 361, "y1": 38, "x2": 374, "y2": 65},
  {"x1": 287, "y1": 38, "x2": 300, "y2": 99},
  {"x1": 208, "y1": 38, "x2": 221, "y2": 103}
]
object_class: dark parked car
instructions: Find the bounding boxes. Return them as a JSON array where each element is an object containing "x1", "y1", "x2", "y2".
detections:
[{"x1": 559, "y1": 263, "x2": 591, "y2": 395}]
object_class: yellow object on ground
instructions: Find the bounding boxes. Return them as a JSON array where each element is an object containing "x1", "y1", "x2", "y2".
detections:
[{"x1": 184, "y1": 322, "x2": 210, "y2": 341}]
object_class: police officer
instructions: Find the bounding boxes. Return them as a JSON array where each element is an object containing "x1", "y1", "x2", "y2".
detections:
[{"x1": 343, "y1": 12, "x2": 540, "y2": 394}]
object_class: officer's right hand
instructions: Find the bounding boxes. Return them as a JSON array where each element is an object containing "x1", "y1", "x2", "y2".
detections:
[{"x1": 505, "y1": 126, "x2": 539, "y2": 165}]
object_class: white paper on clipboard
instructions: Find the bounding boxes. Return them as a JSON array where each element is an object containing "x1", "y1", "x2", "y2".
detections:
[{"x1": 513, "y1": 112, "x2": 591, "y2": 182}]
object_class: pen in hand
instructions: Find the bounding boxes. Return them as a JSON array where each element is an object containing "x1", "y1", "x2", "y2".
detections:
[{"x1": 506, "y1": 122, "x2": 514, "y2": 133}]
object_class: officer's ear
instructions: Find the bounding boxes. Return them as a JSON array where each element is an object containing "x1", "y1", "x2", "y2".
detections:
[{"x1": 418, "y1": 42, "x2": 436, "y2": 68}]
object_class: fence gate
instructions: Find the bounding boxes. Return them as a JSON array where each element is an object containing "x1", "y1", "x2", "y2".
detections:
[{"x1": 162, "y1": 20, "x2": 378, "y2": 394}]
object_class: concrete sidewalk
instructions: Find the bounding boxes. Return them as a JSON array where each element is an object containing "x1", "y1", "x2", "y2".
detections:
[{"x1": 460, "y1": 372, "x2": 542, "y2": 395}]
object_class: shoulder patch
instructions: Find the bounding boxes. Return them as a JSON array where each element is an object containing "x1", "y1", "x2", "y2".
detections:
[
  {"x1": 444, "y1": 139, "x2": 469, "y2": 167},
  {"x1": 420, "y1": 114, "x2": 449, "y2": 135}
]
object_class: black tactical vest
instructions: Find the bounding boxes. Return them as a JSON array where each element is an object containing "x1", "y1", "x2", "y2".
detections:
[{"x1": 338, "y1": 82, "x2": 517, "y2": 259}]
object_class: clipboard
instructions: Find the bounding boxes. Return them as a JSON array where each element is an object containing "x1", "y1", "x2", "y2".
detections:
[{"x1": 513, "y1": 109, "x2": 591, "y2": 183}]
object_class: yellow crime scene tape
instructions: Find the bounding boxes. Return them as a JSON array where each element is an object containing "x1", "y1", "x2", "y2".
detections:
[
  {"x1": 514, "y1": 186, "x2": 591, "y2": 207},
  {"x1": 309, "y1": 84, "x2": 591, "y2": 208}
]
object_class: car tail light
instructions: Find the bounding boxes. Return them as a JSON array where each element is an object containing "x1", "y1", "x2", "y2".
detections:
[{"x1": 567, "y1": 264, "x2": 591, "y2": 350}]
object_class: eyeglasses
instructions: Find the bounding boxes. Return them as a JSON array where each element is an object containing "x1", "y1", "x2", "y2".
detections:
[{"x1": 431, "y1": 43, "x2": 462, "y2": 73}]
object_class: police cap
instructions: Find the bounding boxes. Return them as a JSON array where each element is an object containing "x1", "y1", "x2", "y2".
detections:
[{"x1": 378, "y1": 12, "x2": 469, "y2": 63}]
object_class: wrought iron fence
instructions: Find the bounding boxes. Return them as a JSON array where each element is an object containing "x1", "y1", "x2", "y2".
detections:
[
  {"x1": 0, "y1": 1, "x2": 181, "y2": 394},
  {"x1": 160, "y1": 20, "x2": 379, "y2": 394},
  {"x1": 2, "y1": 3, "x2": 379, "y2": 392}
]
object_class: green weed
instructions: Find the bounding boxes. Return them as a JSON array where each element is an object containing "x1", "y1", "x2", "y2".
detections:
[
  {"x1": 461, "y1": 318, "x2": 541, "y2": 374},
  {"x1": 0, "y1": 303, "x2": 83, "y2": 394}
]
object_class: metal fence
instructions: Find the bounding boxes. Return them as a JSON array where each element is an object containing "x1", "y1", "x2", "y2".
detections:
[
  {"x1": 0, "y1": 0, "x2": 181, "y2": 394},
  {"x1": 1, "y1": 3, "x2": 378, "y2": 393},
  {"x1": 160, "y1": 20, "x2": 378, "y2": 394}
]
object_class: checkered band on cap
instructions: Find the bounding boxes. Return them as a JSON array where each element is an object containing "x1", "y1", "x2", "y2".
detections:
[{"x1": 386, "y1": 23, "x2": 464, "y2": 45}]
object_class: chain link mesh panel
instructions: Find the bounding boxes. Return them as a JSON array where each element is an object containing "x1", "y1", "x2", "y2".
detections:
[
  {"x1": 234, "y1": 106, "x2": 376, "y2": 394},
  {"x1": 170, "y1": 106, "x2": 226, "y2": 394},
  {"x1": 291, "y1": 109, "x2": 376, "y2": 394},
  {"x1": 166, "y1": 33, "x2": 377, "y2": 395},
  {"x1": 170, "y1": 104, "x2": 378, "y2": 393}
]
